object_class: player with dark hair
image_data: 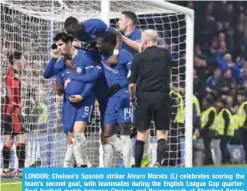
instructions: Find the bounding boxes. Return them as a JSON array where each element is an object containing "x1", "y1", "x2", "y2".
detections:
[
  {"x1": 64, "y1": 16, "x2": 122, "y2": 64},
  {"x1": 118, "y1": 11, "x2": 142, "y2": 55},
  {"x1": 118, "y1": 11, "x2": 151, "y2": 167},
  {"x1": 44, "y1": 32, "x2": 96, "y2": 167},
  {"x1": 2, "y1": 51, "x2": 26, "y2": 176}
]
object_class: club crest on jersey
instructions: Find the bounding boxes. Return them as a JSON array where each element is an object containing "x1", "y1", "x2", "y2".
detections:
[{"x1": 76, "y1": 67, "x2": 82, "y2": 73}]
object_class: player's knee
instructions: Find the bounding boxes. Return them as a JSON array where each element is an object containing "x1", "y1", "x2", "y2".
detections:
[
  {"x1": 73, "y1": 133, "x2": 87, "y2": 146},
  {"x1": 119, "y1": 124, "x2": 131, "y2": 135},
  {"x1": 17, "y1": 134, "x2": 27, "y2": 144},
  {"x1": 73, "y1": 121, "x2": 87, "y2": 133},
  {"x1": 101, "y1": 133, "x2": 107, "y2": 145},
  {"x1": 156, "y1": 130, "x2": 168, "y2": 140},
  {"x1": 4, "y1": 135, "x2": 13, "y2": 146},
  {"x1": 103, "y1": 125, "x2": 115, "y2": 137},
  {"x1": 136, "y1": 130, "x2": 148, "y2": 142}
]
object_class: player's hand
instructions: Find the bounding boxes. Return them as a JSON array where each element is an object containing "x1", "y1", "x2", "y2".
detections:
[
  {"x1": 108, "y1": 54, "x2": 118, "y2": 65},
  {"x1": 69, "y1": 95, "x2": 83, "y2": 103},
  {"x1": 130, "y1": 97, "x2": 136, "y2": 108},
  {"x1": 108, "y1": 83, "x2": 121, "y2": 96},
  {"x1": 51, "y1": 47, "x2": 61, "y2": 59},
  {"x1": 51, "y1": 80, "x2": 64, "y2": 96},
  {"x1": 67, "y1": 132, "x2": 73, "y2": 145}
]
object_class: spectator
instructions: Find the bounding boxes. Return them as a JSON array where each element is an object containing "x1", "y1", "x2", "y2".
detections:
[{"x1": 214, "y1": 68, "x2": 236, "y2": 98}]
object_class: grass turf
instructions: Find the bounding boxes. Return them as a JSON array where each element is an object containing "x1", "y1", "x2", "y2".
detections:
[{"x1": 1, "y1": 178, "x2": 22, "y2": 191}]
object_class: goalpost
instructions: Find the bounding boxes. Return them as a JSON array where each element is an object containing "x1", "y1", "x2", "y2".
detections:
[{"x1": 0, "y1": 0, "x2": 194, "y2": 171}]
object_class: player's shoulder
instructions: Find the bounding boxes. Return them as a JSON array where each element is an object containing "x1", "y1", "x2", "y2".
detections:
[
  {"x1": 133, "y1": 28, "x2": 141, "y2": 35},
  {"x1": 77, "y1": 50, "x2": 94, "y2": 63}
]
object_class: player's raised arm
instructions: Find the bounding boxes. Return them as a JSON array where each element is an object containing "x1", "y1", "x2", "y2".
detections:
[
  {"x1": 118, "y1": 11, "x2": 142, "y2": 53},
  {"x1": 44, "y1": 43, "x2": 65, "y2": 79}
]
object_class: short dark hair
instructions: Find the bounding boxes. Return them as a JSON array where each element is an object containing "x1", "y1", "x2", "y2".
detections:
[
  {"x1": 121, "y1": 11, "x2": 137, "y2": 25},
  {"x1": 64, "y1": 16, "x2": 79, "y2": 30},
  {"x1": 9, "y1": 51, "x2": 23, "y2": 65},
  {"x1": 97, "y1": 32, "x2": 116, "y2": 47},
  {"x1": 54, "y1": 32, "x2": 74, "y2": 43}
]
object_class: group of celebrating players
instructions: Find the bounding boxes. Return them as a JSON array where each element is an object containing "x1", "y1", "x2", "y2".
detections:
[
  {"x1": 1, "y1": 11, "x2": 165, "y2": 176},
  {"x1": 44, "y1": 11, "x2": 153, "y2": 168}
]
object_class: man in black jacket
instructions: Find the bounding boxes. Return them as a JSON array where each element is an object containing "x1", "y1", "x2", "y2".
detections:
[{"x1": 128, "y1": 29, "x2": 172, "y2": 167}]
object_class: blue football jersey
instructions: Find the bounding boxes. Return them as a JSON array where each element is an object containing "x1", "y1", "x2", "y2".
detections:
[
  {"x1": 78, "y1": 19, "x2": 113, "y2": 43},
  {"x1": 101, "y1": 49, "x2": 133, "y2": 89},
  {"x1": 55, "y1": 49, "x2": 95, "y2": 98}
]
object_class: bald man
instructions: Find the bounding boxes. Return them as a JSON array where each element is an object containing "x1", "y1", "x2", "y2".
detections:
[{"x1": 128, "y1": 29, "x2": 172, "y2": 167}]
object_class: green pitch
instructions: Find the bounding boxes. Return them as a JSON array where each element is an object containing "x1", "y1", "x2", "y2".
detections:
[{"x1": 1, "y1": 178, "x2": 22, "y2": 191}]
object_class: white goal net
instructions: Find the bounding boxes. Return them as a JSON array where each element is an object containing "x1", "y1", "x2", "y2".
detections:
[{"x1": 0, "y1": 0, "x2": 193, "y2": 174}]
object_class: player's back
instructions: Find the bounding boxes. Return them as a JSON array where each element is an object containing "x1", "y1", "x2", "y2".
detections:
[
  {"x1": 79, "y1": 19, "x2": 110, "y2": 43},
  {"x1": 101, "y1": 49, "x2": 132, "y2": 92}
]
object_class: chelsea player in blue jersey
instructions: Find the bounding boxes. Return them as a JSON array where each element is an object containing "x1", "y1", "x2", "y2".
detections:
[
  {"x1": 118, "y1": 11, "x2": 151, "y2": 167},
  {"x1": 44, "y1": 33, "x2": 95, "y2": 167},
  {"x1": 95, "y1": 32, "x2": 134, "y2": 167},
  {"x1": 64, "y1": 16, "x2": 126, "y2": 136},
  {"x1": 64, "y1": 16, "x2": 122, "y2": 64},
  {"x1": 118, "y1": 11, "x2": 142, "y2": 56}
]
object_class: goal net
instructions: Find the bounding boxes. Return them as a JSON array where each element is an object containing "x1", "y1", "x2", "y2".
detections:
[{"x1": 0, "y1": 0, "x2": 193, "y2": 173}]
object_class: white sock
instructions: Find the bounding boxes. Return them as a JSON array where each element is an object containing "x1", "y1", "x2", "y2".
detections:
[
  {"x1": 121, "y1": 135, "x2": 132, "y2": 167},
  {"x1": 107, "y1": 134, "x2": 123, "y2": 159},
  {"x1": 72, "y1": 133, "x2": 88, "y2": 166},
  {"x1": 64, "y1": 144, "x2": 74, "y2": 167},
  {"x1": 103, "y1": 144, "x2": 114, "y2": 167}
]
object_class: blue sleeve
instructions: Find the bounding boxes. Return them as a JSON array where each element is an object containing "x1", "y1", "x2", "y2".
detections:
[
  {"x1": 68, "y1": 64, "x2": 104, "y2": 82},
  {"x1": 54, "y1": 56, "x2": 66, "y2": 72},
  {"x1": 94, "y1": 19, "x2": 110, "y2": 34},
  {"x1": 131, "y1": 30, "x2": 141, "y2": 42},
  {"x1": 44, "y1": 58, "x2": 59, "y2": 79},
  {"x1": 55, "y1": 73, "x2": 63, "y2": 86},
  {"x1": 81, "y1": 61, "x2": 95, "y2": 99}
]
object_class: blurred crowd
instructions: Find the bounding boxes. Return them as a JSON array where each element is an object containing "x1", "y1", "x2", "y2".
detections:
[
  {"x1": 171, "y1": 1, "x2": 247, "y2": 166},
  {"x1": 171, "y1": 1, "x2": 247, "y2": 109}
]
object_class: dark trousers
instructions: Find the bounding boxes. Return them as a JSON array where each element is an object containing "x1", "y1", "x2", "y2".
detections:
[
  {"x1": 219, "y1": 136, "x2": 231, "y2": 164},
  {"x1": 202, "y1": 129, "x2": 213, "y2": 165},
  {"x1": 240, "y1": 129, "x2": 247, "y2": 162}
]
